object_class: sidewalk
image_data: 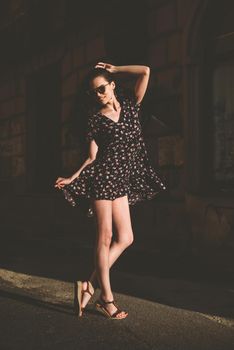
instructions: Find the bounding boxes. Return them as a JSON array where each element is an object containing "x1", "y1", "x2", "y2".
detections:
[
  {"x1": 0, "y1": 265, "x2": 234, "y2": 350},
  {"x1": 0, "y1": 234, "x2": 234, "y2": 349}
]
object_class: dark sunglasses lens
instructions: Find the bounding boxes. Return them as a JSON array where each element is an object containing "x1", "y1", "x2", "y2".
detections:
[
  {"x1": 87, "y1": 84, "x2": 107, "y2": 96},
  {"x1": 97, "y1": 85, "x2": 106, "y2": 94}
]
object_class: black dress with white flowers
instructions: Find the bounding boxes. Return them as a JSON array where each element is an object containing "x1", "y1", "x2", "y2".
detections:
[{"x1": 61, "y1": 96, "x2": 166, "y2": 217}]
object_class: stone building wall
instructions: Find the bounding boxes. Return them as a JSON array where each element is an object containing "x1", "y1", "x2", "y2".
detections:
[
  {"x1": 0, "y1": 76, "x2": 26, "y2": 179},
  {"x1": 146, "y1": 0, "x2": 189, "y2": 197},
  {"x1": 60, "y1": 34, "x2": 106, "y2": 173},
  {"x1": 0, "y1": 0, "x2": 194, "y2": 195},
  {"x1": 0, "y1": 0, "x2": 233, "y2": 264},
  {"x1": 0, "y1": 0, "x2": 192, "y2": 195}
]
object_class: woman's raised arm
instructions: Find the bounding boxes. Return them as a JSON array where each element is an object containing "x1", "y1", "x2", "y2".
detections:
[{"x1": 95, "y1": 63, "x2": 150, "y2": 104}]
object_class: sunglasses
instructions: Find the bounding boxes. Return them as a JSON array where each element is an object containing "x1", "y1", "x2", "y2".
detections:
[{"x1": 86, "y1": 82, "x2": 110, "y2": 96}]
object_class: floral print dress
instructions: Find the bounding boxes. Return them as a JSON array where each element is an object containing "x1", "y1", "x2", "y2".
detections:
[{"x1": 61, "y1": 96, "x2": 166, "y2": 217}]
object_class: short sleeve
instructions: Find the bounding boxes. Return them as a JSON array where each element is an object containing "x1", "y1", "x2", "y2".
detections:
[
  {"x1": 126, "y1": 96, "x2": 141, "y2": 114},
  {"x1": 86, "y1": 115, "x2": 98, "y2": 143},
  {"x1": 133, "y1": 98, "x2": 141, "y2": 113}
]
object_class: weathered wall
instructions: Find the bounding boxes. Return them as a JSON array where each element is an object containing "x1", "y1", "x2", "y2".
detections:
[{"x1": 0, "y1": 0, "x2": 233, "y2": 265}]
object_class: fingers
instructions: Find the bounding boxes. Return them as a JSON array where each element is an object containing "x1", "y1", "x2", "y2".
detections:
[
  {"x1": 54, "y1": 176, "x2": 72, "y2": 189},
  {"x1": 54, "y1": 178, "x2": 65, "y2": 189},
  {"x1": 95, "y1": 63, "x2": 105, "y2": 69},
  {"x1": 54, "y1": 183, "x2": 63, "y2": 189},
  {"x1": 97, "y1": 62, "x2": 105, "y2": 66},
  {"x1": 95, "y1": 62, "x2": 109, "y2": 69},
  {"x1": 55, "y1": 185, "x2": 64, "y2": 189}
]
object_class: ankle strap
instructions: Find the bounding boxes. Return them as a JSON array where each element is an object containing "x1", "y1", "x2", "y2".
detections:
[{"x1": 100, "y1": 296, "x2": 115, "y2": 304}]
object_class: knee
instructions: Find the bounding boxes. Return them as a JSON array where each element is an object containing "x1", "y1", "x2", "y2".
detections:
[
  {"x1": 118, "y1": 231, "x2": 134, "y2": 248},
  {"x1": 97, "y1": 228, "x2": 113, "y2": 247},
  {"x1": 126, "y1": 234, "x2": 134, "y2": 247}
]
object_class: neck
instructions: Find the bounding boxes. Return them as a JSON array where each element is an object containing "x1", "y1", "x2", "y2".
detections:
[{"x1": 106, "y1": 95, "x2": 120, "y2": 111}]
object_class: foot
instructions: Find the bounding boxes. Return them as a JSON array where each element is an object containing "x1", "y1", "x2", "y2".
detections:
[
  {"x1": 81, "y1": 281, "x2": 95, "y2": 310},
  {"x1": 97, "y1": 295, "x2": 128, "y2": 319}
]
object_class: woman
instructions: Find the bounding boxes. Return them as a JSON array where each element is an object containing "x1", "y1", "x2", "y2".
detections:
[{"x1": 54, "y1": 62, "x2": 166, "y2": 319}]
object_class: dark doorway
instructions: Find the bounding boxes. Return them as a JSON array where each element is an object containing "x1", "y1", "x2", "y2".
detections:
[{"x1": 26, "y1": 63, "x2": 61, "y2": 193}]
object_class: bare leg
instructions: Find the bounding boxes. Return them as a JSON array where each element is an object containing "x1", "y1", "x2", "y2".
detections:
[
  {"x1": 81, "y1": 195, "x2": 134, "y2": 317},
  {"x1": 89, "y1": 195, "x2": 133, "y2": 286},
  {"x1": 93, "y1": 198, "x2": 113, "y2": 300}
]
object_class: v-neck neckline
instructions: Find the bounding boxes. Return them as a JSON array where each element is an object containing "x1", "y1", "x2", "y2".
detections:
[{"x1": 98, "y1": 101, "x2": 124, "y2": 124}]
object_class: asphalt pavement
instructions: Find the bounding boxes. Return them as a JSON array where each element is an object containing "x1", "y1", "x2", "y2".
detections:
[{"x1": 0, "y1": 236, "x2": 234, "y2": 350}]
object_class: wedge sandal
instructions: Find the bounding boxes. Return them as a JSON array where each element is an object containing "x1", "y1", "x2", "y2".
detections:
[
  {"x1": 74, "y1": 280, "x2": 94, "y2": 317},
  {"x1": 95, "y1": 296, "x2": 128, "y2": 319}
]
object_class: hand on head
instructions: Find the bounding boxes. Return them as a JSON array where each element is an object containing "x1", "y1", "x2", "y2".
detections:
[{"x1": 95, "y1": 62, "x2": 116, "y2": 73}]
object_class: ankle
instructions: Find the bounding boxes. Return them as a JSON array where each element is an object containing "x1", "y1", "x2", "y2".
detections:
[
  {"x1": 90, "y1": 279, "x2": 98, "y2": 290},
  {"x1": 100, "y1": 293, "x2": 113, "y2": 302}
]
